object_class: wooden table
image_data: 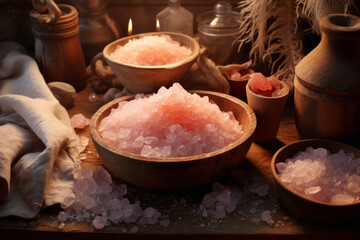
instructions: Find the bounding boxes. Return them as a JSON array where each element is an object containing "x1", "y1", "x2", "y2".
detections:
[{"x1": 1, "y1": 84, "x2": 359, "y2": 240}]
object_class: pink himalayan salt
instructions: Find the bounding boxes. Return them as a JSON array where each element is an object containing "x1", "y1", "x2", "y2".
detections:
[
  {"x1": 70, "y1": 113, "x2": 90, "y2": 129},
  {"x1": 230, "y1": 69, "x2": 242, "y2": 80},
  {"x1": 109, "y1": 35, "x2": 192, "y2": 66},
  {"x1": 98, "y1": 83, "x2": 244, "y2": 158},
  {"x1": 276, "y1": 147, "x2": 360, "y2": 205},
  {"x1": 248, "y1": 73, "x2": 283, "y2": 97},
  {"x1": 77, "y1": 135, "x2": 89, "y2": 153}
]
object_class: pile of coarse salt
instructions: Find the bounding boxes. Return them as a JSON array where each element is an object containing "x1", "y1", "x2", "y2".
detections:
[
  {"x1": 248, "y1": 73, "x2": 285, "y2": 97},
  {"x1": 276, "y1": 147, "x2": 360, "y2": 205},
  {"x1": 109, "y1": 35, "x2": 192, "y2": 66},
  {"x1": 98, "y1": 83, "x2": 244, "y2": 158},
  {"x1": 58, "y1": 166, "x2": 168, "y2": 230},
  {"x1": 199, "y1": 172, "x2": 282, "y2": 227}
]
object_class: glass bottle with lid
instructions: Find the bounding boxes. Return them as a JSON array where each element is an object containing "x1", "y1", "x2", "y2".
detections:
[
  {"x1": 156, "y1": 0, "x2": 194, "y2": 36},
  {"x1": 197, "y1": 1, "x2": 240, "y2": 65}
]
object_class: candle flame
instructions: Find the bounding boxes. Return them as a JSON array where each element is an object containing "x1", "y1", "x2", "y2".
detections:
[
  {"x1": 128, "y1": 18, "x2": 132, "y2": 36},
  {"x1": 156, "y1": 18, "x2": 160, "y2": 32}
]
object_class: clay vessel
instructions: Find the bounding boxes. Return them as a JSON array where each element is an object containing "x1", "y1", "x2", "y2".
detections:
[{"x1": 294, "y1": 13, "x2": 360, "y2": 141}]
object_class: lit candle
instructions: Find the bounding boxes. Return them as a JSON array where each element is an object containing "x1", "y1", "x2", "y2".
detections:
[
  {"x1": 156, "y1": 18, "x2": 160, "y2": 32},
  {"x1": 128, "y1": 18, "x2": 132, "y2": 36}
]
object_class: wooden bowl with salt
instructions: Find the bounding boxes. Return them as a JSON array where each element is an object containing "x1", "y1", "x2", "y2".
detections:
[
  {"x1": 90, "y1": 90, "x2": 256, "y2": 191},
  {"x1": 271, "y1": 139, "x2": 360, "y2": 222},
  {"x1": 99, "y1": 32, "x2": 200, "y2": 94}
]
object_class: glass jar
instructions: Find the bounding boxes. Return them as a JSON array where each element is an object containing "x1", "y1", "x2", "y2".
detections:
[
  {"x1": 197, "y1": 1, "x2": 240, "y2": 65},
  {"x1": 156, "y1": 0, "x2": 193, "y2": 36}
]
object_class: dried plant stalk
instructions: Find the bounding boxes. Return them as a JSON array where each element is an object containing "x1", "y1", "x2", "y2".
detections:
[{"x1": 237, "y1": 0, "x2": 355, "y2": 88}]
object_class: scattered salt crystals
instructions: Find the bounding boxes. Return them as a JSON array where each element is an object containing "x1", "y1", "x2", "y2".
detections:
[
  {"x1": 261, "y1": 210, "x2": 275, "y2": 226},
  {"x1": 58, "y1": 166, "x2": 167, "y2": 230},
  {"x1": 109, "y1": 35, "x2": 192, "y2": 66},
  {"x1": 70, "y1": 113, "x2": 90, "y2": 129},
  {"x1": 99, "y1": 83, "x2": 244, "y2": 158},
  {"x1": 88, "y1": 92, "x2": 98, "y2": 103},
  {"x1": 200, "y1": 181, "x2": 247, "y2": 219},
  {"x1": 250, "y1": 176, "x2": 270, "y2": 197},
  {"x1": 229, "y1": 69, "x2": 241, "y2": 80},
  {"x1": 77, "y1": 135, "x2": 89, "y2": 153},
  {"x1": 276, "y1": 147, "x2": 360, "y2": 204},
  {"x1": 248, "y1": 73, "x2": 284, "y2": 97},
  {"x1": 93, "y1": 215, "x2": 107, "y2": 229}
]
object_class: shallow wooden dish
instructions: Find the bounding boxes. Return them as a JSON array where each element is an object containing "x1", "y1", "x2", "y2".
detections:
[
  {"x1": 103, "y1": 32, "x2": 200, "y2": 94},
  {"x1": 271, "y1": 139, "x2": 360, "y2": 222},
  {"x1": 90, "y1": 90, "x2": 256, "y2": 191}
]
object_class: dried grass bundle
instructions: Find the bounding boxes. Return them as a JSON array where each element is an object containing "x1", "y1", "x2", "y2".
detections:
[{"x1": 237, "y1": 0, "x2": 356, "y2": 88}]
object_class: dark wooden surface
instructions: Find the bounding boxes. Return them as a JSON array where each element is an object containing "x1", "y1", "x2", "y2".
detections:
[{"x1": 0, "y1": 83, "x2": 359, "y2": 240}]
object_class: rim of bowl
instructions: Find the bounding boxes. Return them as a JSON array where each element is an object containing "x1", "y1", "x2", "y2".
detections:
[
  {"x1": 271, "y1": 138, "x2": 360, "y2": 207},
  {"x1": 103, "y1": 32, "x2": 200, "y2": 70},
  {"x1": 90, "y1": 90, "x2": 257, "y2": 163}
]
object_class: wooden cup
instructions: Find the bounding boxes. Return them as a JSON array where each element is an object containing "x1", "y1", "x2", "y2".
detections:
[{"x1": 246, "y1": 82, "x2": 289, "y2": 143}]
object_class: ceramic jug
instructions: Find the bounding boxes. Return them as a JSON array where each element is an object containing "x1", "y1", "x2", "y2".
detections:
[{"x1": 294, "y1": 13, "x2": 360, "y2": 141}]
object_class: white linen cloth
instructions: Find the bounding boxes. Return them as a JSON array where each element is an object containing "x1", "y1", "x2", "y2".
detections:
[{"x1": 0, "y1": 41, "x2": 80, "y2": 218}]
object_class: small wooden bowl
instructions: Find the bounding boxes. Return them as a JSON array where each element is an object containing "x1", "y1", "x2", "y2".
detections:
[
  {"x1": 271, "y1": 139, "x2": 360, "y2": 222},
  {"x1": 103, "y1": 32, "x2": 200, "y2": 94},
  {"x1": 218, "y1": 64, "x2": 254, "y2": 101},
  {"x1": 90, "y1": 91, "x2": 256, "y2": 191}
]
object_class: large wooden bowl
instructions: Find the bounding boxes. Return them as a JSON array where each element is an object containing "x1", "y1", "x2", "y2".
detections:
[
  {"x1": 103, "y1": 32, "x2": 200, "y2": 94},
  {"x1": 90, "y1": 90, "x2": 256, "y2": 191},
  {"x1": 271, "y1": 139, "x2": 360, "y2": 222}
]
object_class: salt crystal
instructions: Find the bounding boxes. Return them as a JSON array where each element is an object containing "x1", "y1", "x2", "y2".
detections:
[
  {"x1": 79, "y1": 167, "x2": 93, "y2": 179},
  {"x1": 93, "y1": 166, "x2": 112, "y2": 185},
  {"x1": 99, "y1": 83, "x2": 243, "y2": 158},
  {"x1": 202, "y1": 192, "x2": 217, "y2": 208},
  {"x1": 248, "y1": 73, "x2": 283, "y2": 97},
  {"x1": 330, "y1": 193, "x2": 355, "y2": 205},
  {"x1": 250, "y1": 176, "x2": 270, "y2": 197},
  {"x1": 92, "y1": 215, "x2": 107, "y2": 229},
  {"x1": 70, "y1": 113, "x2": 90, "y2": 129},
  {"x1": 109, "y1": 35, "x2": 192, "y2": 66},
  {"x1": 58, "y1": 222, "x2": 65, "y2": 229},
  {"x1": 277, "y1": 147, "x2": 360, "y2": 204},
  {"x1": 58, "y1": 211, "x2": 67, "y2": 222},
  {"x1": 304, "y1": 186, "x2": 321, "y2": 195},
  {"x1": 61, "y1": 197, "x2": 75, "y2": 209},
  {"x1": 230, "y1": 70, "x2": 241, "y2": 80},
  {"x1": 77, "y1": 136, "x2": 89, "y2": 153},
  {"x1": 88, "y1": 92, "x2": 98, "y2": 103},
  {"x1": 261, "y1": 210, "x2": 275, "y2": 226},
  {"x1": 141, "y1": 207, "x2": 161, "y2": 225},
  {"x1": 216, "y1": 189, "x2": 232, "y2": 205}
]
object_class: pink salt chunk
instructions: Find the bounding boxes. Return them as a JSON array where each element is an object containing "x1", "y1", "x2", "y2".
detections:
[
  {"x1": 248, "y1": 73, "x2": 273, "y2": 92},
  {"x1": 229, "y1": 69, "x2": 241, "y2": 80},
  {"x1": 98, "y1": 83, "x2": 244, "y2": 158},
  {"x1": 248, "y1": 73, "x2": 282, "y2": 97},
  {"x1": 71, "y1": 113, "x2": 90, "y2": 129},
  {"x1": 267, "y1": 76, "x2": 281, "y2": 89},
  {"x1": 109, "y1": 35, "x2": 192, "y2": 66}
]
